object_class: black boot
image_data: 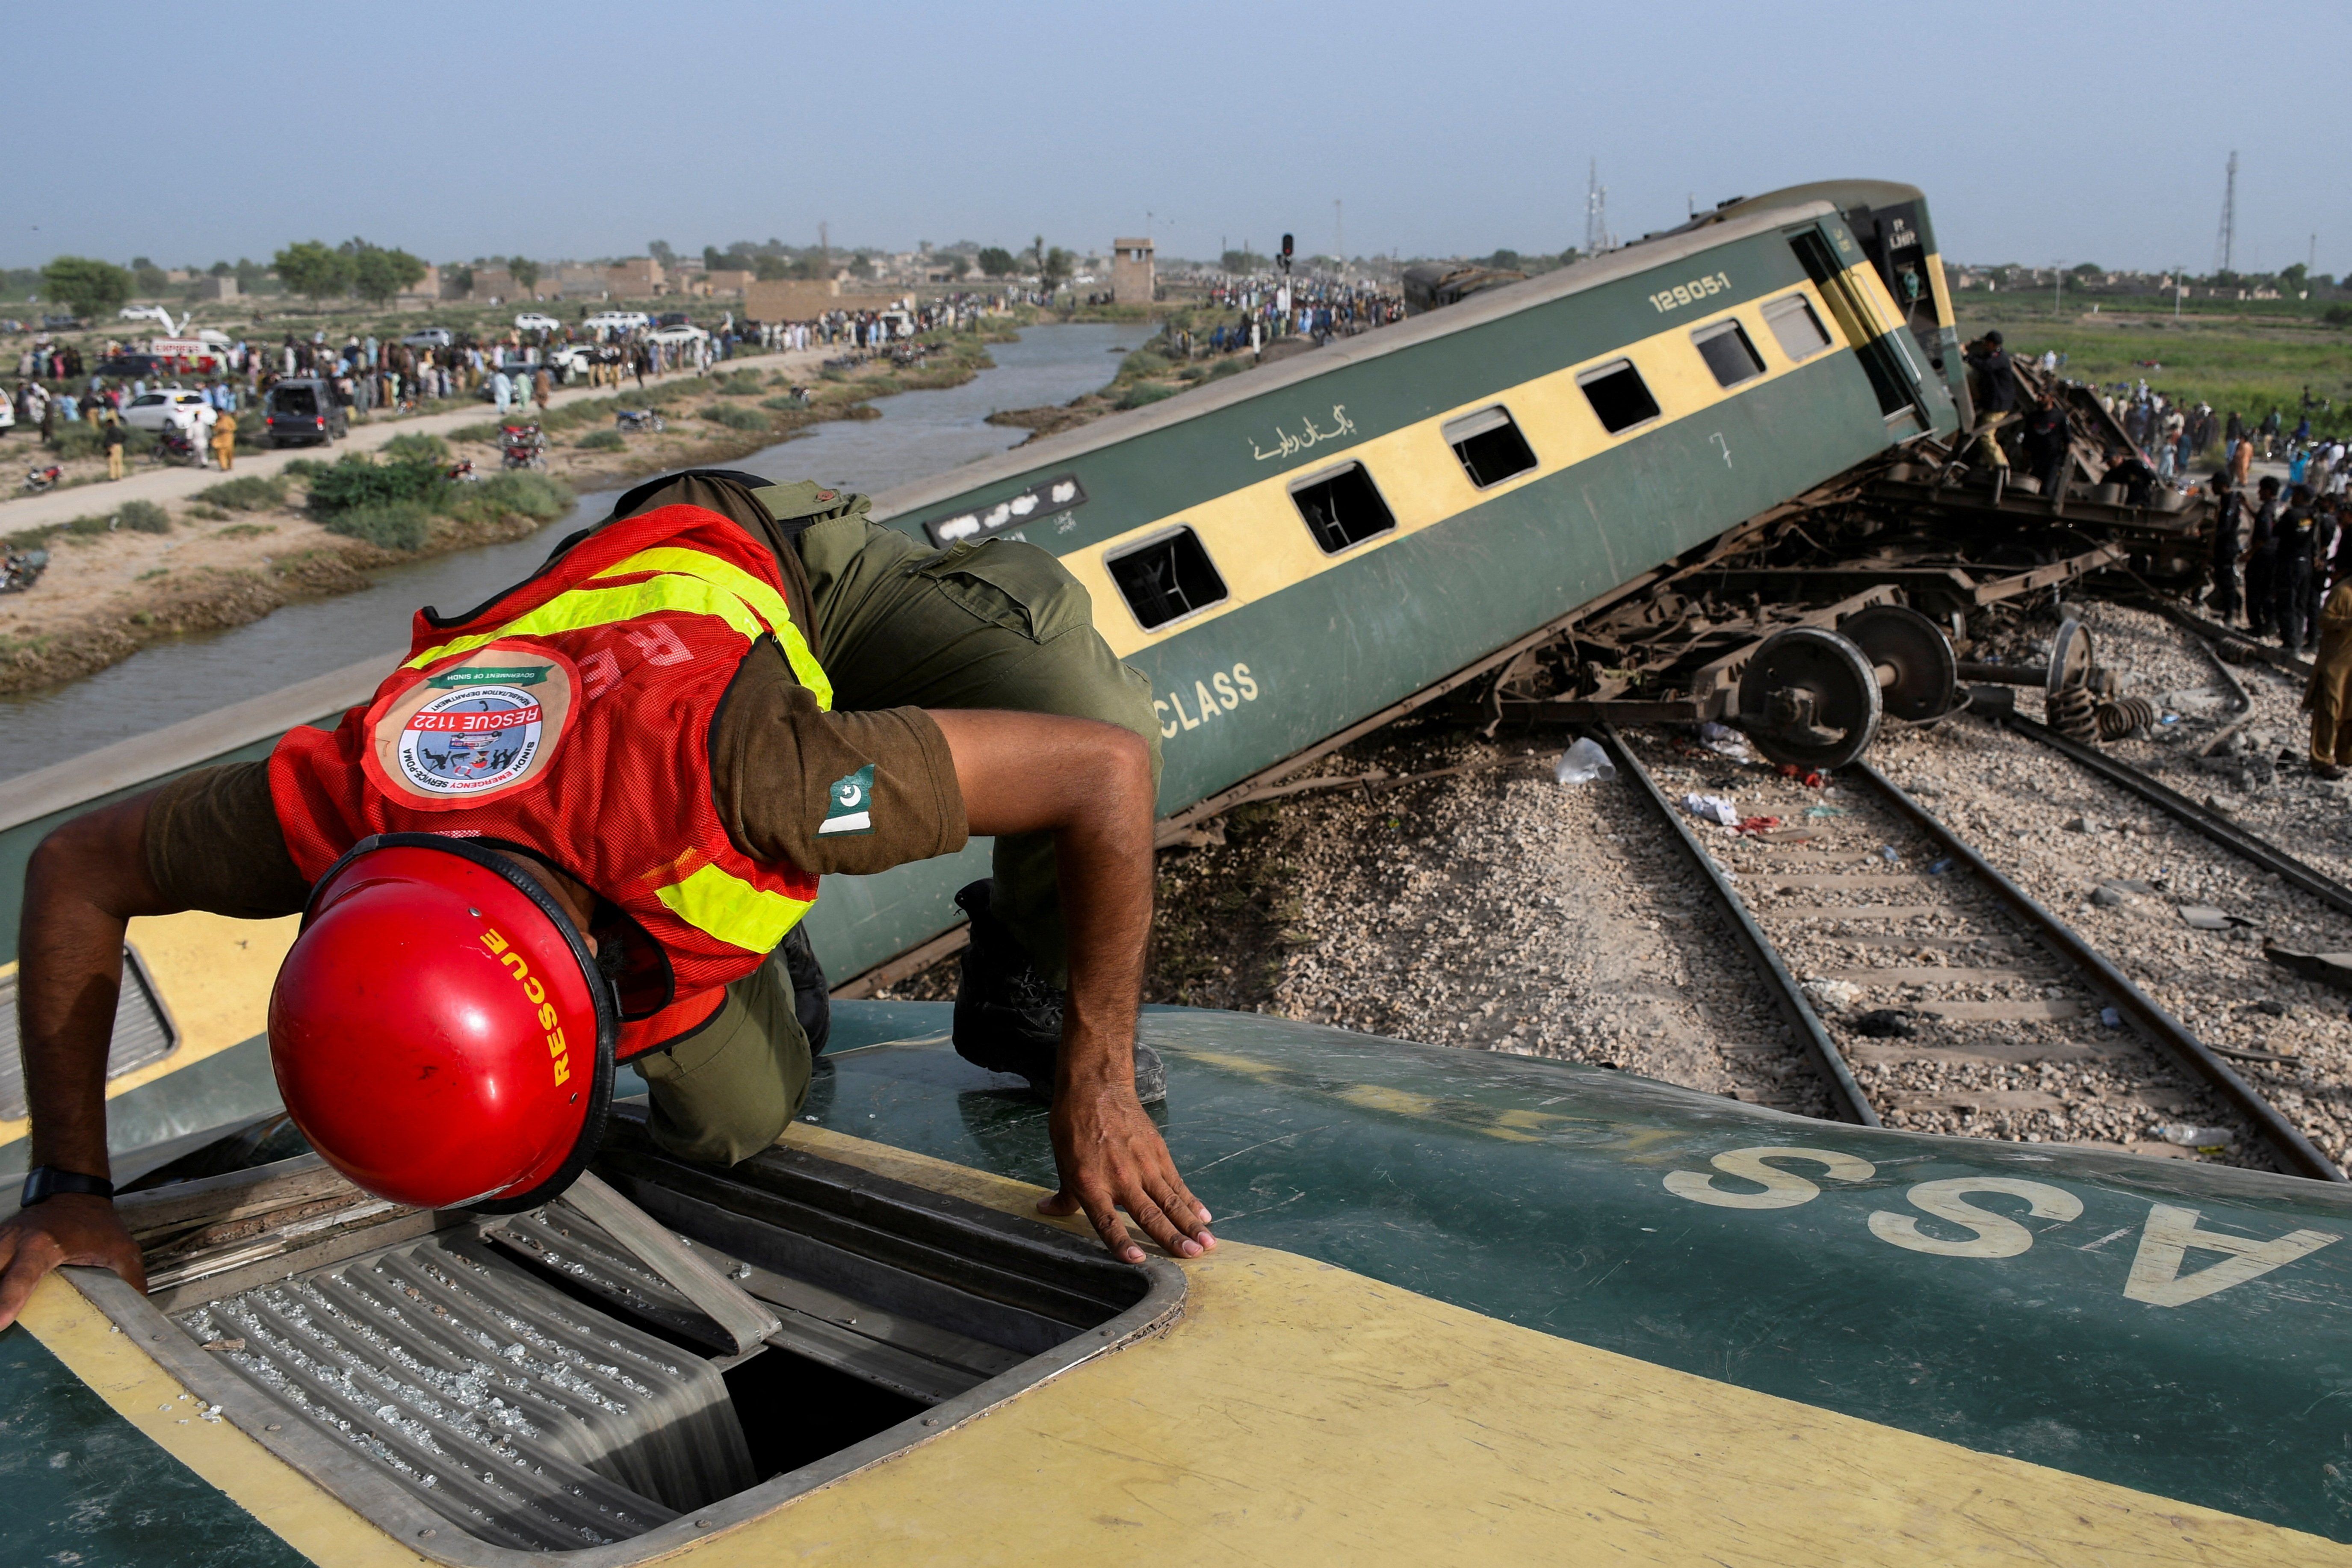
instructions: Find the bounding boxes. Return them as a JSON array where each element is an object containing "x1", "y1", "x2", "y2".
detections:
[
  {"x1": 780, "y1": 923, "x2": 830, "y2": 1056},
  {"x1": 951, "y1": 879, "x2": 1165, "y2": 1102}
]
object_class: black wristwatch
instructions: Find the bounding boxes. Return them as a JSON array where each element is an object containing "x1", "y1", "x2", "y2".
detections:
[{"x1": 21, "y1": 1166, "x2": 115, "y2": 1207}]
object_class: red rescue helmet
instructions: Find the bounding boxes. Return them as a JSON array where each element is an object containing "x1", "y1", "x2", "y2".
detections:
[{"x1": 269, "y1": 834, "x2": 617, "y2": 1212}]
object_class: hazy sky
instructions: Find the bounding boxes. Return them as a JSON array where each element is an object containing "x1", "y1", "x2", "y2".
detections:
[{"x1": 10, "y1": 1, "x2": 2347, "y2": 277}]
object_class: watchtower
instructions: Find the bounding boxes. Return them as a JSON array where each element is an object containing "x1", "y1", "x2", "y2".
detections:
[{"x1": 1112, "y1": 237, "x2": 1155, "y2": 304}]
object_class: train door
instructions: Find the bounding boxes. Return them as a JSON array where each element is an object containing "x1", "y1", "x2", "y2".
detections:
[{"x1": 1787, "y1": 226, "x2": 1937, "y2": 433}]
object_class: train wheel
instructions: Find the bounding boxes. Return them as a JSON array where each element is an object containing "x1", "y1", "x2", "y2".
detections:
[
  {"x1": 2045, "y1": 617, "x2": 2095, "y2": 696},
  {"x1": 1841, "y1": 604, "x2": 1958, "y2": 722},
  {"x1": 1737, "y1": 626, "x2": 1883, "y2": 771}
]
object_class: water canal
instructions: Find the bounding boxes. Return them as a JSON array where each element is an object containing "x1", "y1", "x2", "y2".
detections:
[{"x1": 0, "y1": 323, "x2": 1136, "y2": 779}]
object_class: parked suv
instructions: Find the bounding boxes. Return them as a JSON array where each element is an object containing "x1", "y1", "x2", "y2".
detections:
[
  {"x1": 261, "y1": 379, "x2": 347, "y2": 447},
  {"x1": 401, "y1": 327, "x2": 455, "y2": 349},
  {"x1": 513, "y1": 312, "x2": 561, "y2": 333},
  {"x1": 121, "y1": 389, "x2": 217, "y2": 433}
]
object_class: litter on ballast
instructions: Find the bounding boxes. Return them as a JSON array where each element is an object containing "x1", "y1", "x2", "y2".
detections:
[
  {"x1": 1680, "y1": 793, "x2": 1739, "y2": 826},
  {"x1": 1554, "y1": 737, "x2": 1617, "y2": 785}
]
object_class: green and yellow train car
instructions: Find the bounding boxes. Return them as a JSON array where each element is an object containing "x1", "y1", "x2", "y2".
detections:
[
  {"x1": 9, "y1": 992, "x2": 2352, "y2": 1565},
  {"x1": 818, "y1": 178, "x2": 1968, "y2": 977}
]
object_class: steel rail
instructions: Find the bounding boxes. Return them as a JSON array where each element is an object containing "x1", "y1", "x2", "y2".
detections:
[
  {"x1": 1998, "y1": 712, "x2": 2352, "y2": 923},
  {"x1": 1596, "y1": 724, "x2": 1878, "y2": 1126},
  {"x1": 1853, "y1": 760, "x2": 2343, "y2": 1181}
]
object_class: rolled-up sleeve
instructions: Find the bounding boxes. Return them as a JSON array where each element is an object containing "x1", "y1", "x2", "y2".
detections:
[{"x1": 709, "y1": 644, "x2": 968, "y2": 876}]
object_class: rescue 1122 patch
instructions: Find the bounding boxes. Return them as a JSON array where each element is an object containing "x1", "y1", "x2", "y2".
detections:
[
  {"x1": 818, "y1": 765, "x2": 875, "y2": 836},
  {"x1": 363, "y1": 641, "x2": 577, "y2": 812}
]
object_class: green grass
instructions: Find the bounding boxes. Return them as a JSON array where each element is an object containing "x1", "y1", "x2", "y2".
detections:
[
  {"x1": 195, "y1": 473, "x2": 288, "y2": 511},
  {"x1": 216, "y1": 523, "x2": 278, "y2": 539},
  {"x1": 1956, "y1": 295, "x2": 2352, "y2": 439},
  {"x1": 700, "y1": 403, "x2": 768, "y2": 432},
  {"x1": 575, "y1": 428, "x2": 626, "y2": 450},
  {"x1": 1116, "y1": 382, "x2": 1180, "y2": 410},
  {"x1": 324, "y1": 501, "x2": 431, "y2": 550},
  {"x1": 116, "y1": 500, "x2": 171, "y2": 534},
  {"x1": 380, "y1": 431, "x2": 451, "y2": 464}
]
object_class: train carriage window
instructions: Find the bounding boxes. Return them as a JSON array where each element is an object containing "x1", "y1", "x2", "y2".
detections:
[
  {"x1": 1106, "y1": 526, "x2": 1228, "y2": 630},
  {"x1": 1290, "y1": 461, "x2": 1397, "y2": 553},
  {"x1": 1761, "y1": 294, "x2": 1833, "y2": 362},
  {"x1": 1577, "y1": 359, "x2": 1661, "y2": 435},
  {"x1": 1441, "y1": 405, "x2": 1539, "y2": 488},
  {"x1": 1691, "y1": 320, "x2": 1765, "y2": 388}
]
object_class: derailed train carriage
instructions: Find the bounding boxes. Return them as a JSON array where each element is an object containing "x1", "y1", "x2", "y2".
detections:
[{"x1": 7, "y1": 179, "x2": 2324, "y2": 1566}]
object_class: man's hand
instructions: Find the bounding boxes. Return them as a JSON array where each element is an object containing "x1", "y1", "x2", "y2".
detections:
[
  {"x1": 1039, "y1": 1070, "x2": 1214, "y2": 1264},
  {"x1": 0, "y1": 1195, "x2": 146, "y2": 1330},
  {"x1": 928, "y1": 707, "x2": 1212, "y2": 1264}
]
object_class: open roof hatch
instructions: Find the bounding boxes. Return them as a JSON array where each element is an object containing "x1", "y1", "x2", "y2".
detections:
[{"x1": 83, "y1": 1105, "x2": 1184, "y2": 1564}]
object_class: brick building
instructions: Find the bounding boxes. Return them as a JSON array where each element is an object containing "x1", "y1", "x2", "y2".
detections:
[{"x1": 1111, "y1": 237, "x2": 1154, "y2": 304}]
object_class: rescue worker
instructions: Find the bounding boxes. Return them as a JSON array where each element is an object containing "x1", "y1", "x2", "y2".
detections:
[
  {"x1": 2208, "y1": 470, "x2": 2243, "y2": 625},
  {"x1": 2306, "y1": 571, "x2": 2352, "y2": 780},
  {"x1": 2245, "y1": 475, "x2": 2282, "y2": 638},
  {"x1": 1964, "y1": 331, "x2": 2018, "y2": 418},
  {"x1": 2276, "y1": 485, "x2": 2318, "y2": 653},
  {"x1": 0, "y1": 471, "x2": 1214, "y2": 1331},
  {"x1": 2021, "y1": 385, "x2": 2072, "y2": 501}
]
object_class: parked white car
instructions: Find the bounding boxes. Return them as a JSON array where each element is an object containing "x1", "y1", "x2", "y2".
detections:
[
  {"x1": 121, "y1": 389, "x2": 218, "y2": 432},
  {"x1": 647, "y1": 324, "x2": 709, "y2": 347},
  {"x1": 401, "y1": 327, "x2": 455, "y2": 349},
  {"x1": 513, "y1": 312, "x2": 562, "y2": 333},
  {"x1": 582, "y1": 311, "x2": 651, "y2": 336},
  {"x1": 543, "y1": 344, "x2": 598, "y2": 381}
]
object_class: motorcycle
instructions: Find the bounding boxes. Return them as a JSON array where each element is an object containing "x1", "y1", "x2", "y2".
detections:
[
  {"x1": 22, "y1": 464, "x2": 62, "y2": 494},
  {"x1": 499, "y1": 423, "x2": 548, "y2": 471},
  {"x1": 0, "y1": 548, "x2": 49, "y2": 594},
  {"x1": 154, "y1": 425, "x2": 202, "y2": 467},
  {"x1": 614, "y1": 408, "x2": 666, "y2": 434},
  {"x1": 446, "y1": 459, "x2": 479, "y2": 483}
]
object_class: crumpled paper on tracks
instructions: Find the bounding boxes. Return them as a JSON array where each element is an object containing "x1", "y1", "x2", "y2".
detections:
[{"x1": 1679, "y1": 793, "x2": 1739, "y2": 826}]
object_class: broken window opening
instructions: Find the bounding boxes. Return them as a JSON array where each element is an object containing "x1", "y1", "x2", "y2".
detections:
[
  {"x1": 1761, "y1": 294, "x2": 1832, "y2": 363},
  {"x1": 1692, "y1": 320, "x2": 1765, "y2": 389},
  {"x1": 1106, "y1": 526, "x2": 1229, "y2": 630},
  {"x1": 1442, "y1": 406, "x2": 1539, "y2": 488},
  {"x1": 1290, "y1": 462, "x2": 1398, "y2": 552},
  {"x1": 1578, "y1": 359, "x2": 1661, "y2": 436}
]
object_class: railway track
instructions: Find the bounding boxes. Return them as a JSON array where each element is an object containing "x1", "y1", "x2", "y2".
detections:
[{"x1": 1608, "y1": 724, "x2": 2343, "y2": 1181}]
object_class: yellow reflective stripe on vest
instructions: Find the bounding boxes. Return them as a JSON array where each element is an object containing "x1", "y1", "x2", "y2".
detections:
[
  {"x1": 597, "y1": 547, "x2": 832, "y2": 710},
  {"x1": 405, "y1": 575, "x2": 771, "y2": 670},
  {"x1": 654, "y1": 862, "x2": 813, "y2": 954}
]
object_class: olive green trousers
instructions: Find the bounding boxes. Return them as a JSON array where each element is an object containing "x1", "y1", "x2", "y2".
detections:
[{"x1": 639, "y1": 505, "x2": 1161, "y2": 1166}]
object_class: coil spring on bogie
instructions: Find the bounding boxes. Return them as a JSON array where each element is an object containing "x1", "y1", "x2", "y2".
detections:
[
  {"x1": 2045, "y1": 684, "x2": 2099, "y2": 741},
  {"x1": 2095, "y1": 695, "x2": 2159, "y2": 741}
]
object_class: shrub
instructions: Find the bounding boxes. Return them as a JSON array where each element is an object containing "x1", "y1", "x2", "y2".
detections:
[
  {"x1": 186, "y1": 503, "x2": 229, "y2": 521},
  {"x1": 1116, "y1": 382, "x2": 1180, "y2": 410},
  {"x1": 1179, "y1": 363, "x2": 1209, "y2": 382},
  {"x1": 449, "y1": 422, "x2": 499, "y2": 443},
  {"x1": 116, "y1": 500, "x2": 171, "y2": 534},
  {"x1": 306, "y1": 453, "x2": 447, "y2": 516},
  {"x1": 323, "y1": 500, "x2": 431, "y2": 550},
  {"x1": 761, "y1": 394, "x2": 808, "y2": 412},
  {"x1": 576, "y1": 428, "x2": 625, "y2": 450},
  {"x1": 217, "y1": 523, "x2": 278, "y2": 539},
  {"x1": 459, "y1": 470, "x2": 572, "y2": 523},
  {"x1": 381, "y1": 431, "x2": 450, "y2": 464},
  {"x1": 700, "y1": 403, "x2": 768, "y2": 432},
  {"x1": 1208, "y1": 358, "x2": 1244, "y2": 380},
  {"x1": 712, "y1": 370, "x2": 762, "y2": 396},
  {"x1": 196, "y1": 473, "x2": 288, "y2": 511},
  {"x1": 281, "y1": 458, "x2": 329, "y2": 479},
  {"x1": 1117, "y1": 350, "x2": 1172, "y2": 380},
  {"x1": 48, "y1": 422, "x2": 104, "y2": 460}
]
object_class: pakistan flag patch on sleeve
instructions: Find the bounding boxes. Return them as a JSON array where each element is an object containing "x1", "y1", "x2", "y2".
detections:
[{"x1": 818, "y1": 765, "x2": 875, "y2": 836}]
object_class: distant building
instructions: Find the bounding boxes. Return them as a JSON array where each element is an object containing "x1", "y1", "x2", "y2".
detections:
[
  {"x1": 189, "y1": 275, "x2": 239, "y2": 301},
  {"x1": 606, "y1": 257, "x2": 668, "y2": 298},
  {"x1": 700, "y1": 269, "x2": 753, "y2": 299},
  {"x1": 744, "y1": 277, "x2": 907, "y2": 322},
  {"x1": 1111, "y1": 237, "x2": 1154, "y2": 304},
  {"x1": 396, "y1": 265, "x2": 442, "y2": 307},
  {"x1": 553, "y1": 264, "x2": 610, "y2": 298}
]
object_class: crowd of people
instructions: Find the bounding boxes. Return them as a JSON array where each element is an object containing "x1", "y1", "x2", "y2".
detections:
[{"x1": 1202, "y1": 275, "x2": 1405, "y2": 354}]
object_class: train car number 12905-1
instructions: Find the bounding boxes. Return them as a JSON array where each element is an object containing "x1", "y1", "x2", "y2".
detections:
[{"x1": 1649, "y1": 272, "x2": 1733, "y2": 313}]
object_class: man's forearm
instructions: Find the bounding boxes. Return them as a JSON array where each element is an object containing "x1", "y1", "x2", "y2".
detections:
[
  {"x1": 19, "y1": 797, "x2": 173, "y2": 1176},
  {"x1": 1047, "y1": 744, "x2": 1156, "y2": 1087}
]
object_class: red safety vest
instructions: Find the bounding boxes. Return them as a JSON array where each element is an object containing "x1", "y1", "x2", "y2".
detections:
[{"x1": 271, "y1": 502, "x2": 834, "y2": 1059}]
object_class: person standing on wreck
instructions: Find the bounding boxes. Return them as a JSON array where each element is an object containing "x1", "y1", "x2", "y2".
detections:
[{"x1": 0, "y1": 470, "x2": 1212, "y2": 1328}]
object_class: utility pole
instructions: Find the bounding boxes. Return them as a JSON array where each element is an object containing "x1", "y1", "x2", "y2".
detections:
[
  {"x1": 2054, "y1": 260, "x2": 2063, "y2": 317},
  {"x1": 1334, "y1": 199, "x2": 1343, "y2": 272},
  {"x1": 2213, "y1": 151, "x2": 2237, "y2": 275},
  {"x1": 818, "y1": 221, "x2": 829, "y2": 274},
  {"x1": 1585, "y1": 160, "x2": 1611, "y2": 256}
]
